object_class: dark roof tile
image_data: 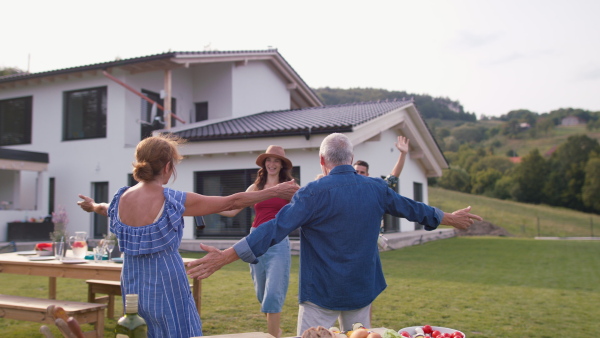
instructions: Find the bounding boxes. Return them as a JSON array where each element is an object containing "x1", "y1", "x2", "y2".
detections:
[{"x1": 173, "y1": 99, "x2": 413, "y2": 141}]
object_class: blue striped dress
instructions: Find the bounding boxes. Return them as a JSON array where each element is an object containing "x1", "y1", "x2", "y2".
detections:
[{"x1": 108, "y1": 187, "x2": 202, "y2": 337}]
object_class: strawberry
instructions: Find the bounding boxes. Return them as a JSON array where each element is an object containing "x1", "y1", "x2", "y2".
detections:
[
  {"x1": 35, "y1": 243, "x2": 53, "y2": 251},
  {"x1": 72, "y1": 241, "x2": 86, "y2": 248}
]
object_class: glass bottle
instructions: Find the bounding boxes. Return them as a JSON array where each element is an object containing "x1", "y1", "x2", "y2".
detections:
[{"x1": 115, "y1": 294, "x2": 148, "y2": 338}]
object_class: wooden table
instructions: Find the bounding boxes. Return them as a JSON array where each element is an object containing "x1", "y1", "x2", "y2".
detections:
[{"x1": 0, "y1": 251, "x2": 202, "y2": 316}]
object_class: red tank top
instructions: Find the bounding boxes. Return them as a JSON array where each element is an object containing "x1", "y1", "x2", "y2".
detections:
[{"x1": 252, "y1": 197, "x2": 289, "y2": 228}]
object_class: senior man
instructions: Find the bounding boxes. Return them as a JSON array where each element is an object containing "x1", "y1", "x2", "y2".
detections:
[{"x1": 187, "y1": 133, "x2": 482, "y2": 335}]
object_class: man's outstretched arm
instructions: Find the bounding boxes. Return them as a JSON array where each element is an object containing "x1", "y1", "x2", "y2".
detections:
[
  {"x1": 186, "y1": 243, "x2": 240, "y2": 280},
  {"x1": 441, "y1": 206, "x2": 482, "y2": 230}
]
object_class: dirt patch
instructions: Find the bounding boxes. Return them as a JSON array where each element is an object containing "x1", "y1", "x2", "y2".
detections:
[{"x1": 454, "y1": 220, "x2": 513, "y2": 237}]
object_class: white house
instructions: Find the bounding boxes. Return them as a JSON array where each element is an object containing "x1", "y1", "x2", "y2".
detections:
[{"x1": 0, "y1": 49, "x2": 447, "y2": 242}]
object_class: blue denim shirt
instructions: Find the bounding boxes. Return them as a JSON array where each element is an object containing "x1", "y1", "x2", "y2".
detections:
[{"x1": 233, "y1": 165, "x2": 444, "y2": 311}]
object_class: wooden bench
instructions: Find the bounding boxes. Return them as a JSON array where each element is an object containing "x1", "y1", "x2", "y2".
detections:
[
  {"x1": 86, "y1": 279, "x2": 121, "y2": 319},
  {"x1": 86, "y1": 279, "x2": 193, "y2": 320},
  {"x1": 0, "y1": 294, "x2": 106, "y2": 338}
]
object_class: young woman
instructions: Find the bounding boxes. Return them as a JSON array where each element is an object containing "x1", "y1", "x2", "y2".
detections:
[
  {"x1": 77, "y1": 135, "x2": 298, "y2": 337},
  {"x1": 219, "y1": 145, "x2": 295, "y2": 338}
]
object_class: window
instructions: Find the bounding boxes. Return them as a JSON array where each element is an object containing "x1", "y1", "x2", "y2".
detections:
[
  {"x1": 0, "y1": 96, "x2": 32, "y2": 146},
  {"x1": 140, "y1": 89, "x2": 177, "y2": 140},
  {"x1": 195, "y1": 102, "x2": 208, "y2": 122},
  {"x1": 413, "y1": 182, "x2": 424, "y2": 230},
  {"x1": 194, "y1": 167, "x2": 300, "y2": 238},
  {"x1": 63, "y1": 87, "x2": 107, "y2": 140}
]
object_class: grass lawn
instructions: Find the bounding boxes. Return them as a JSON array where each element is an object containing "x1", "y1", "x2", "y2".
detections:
[{"x1": 1, "y1": 237, "x2": 599, "y2": 337}]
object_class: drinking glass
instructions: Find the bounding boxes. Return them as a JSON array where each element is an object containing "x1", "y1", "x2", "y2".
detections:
[
  {"x1": 104, "y1": 240, "x2": 115, "y2": 262},
  {"x1": 53, "y1": 242, "x2": 65, "y2": 261},
  {"x1": 93, "y1": 246, "x2": 105, "y2": 263}
]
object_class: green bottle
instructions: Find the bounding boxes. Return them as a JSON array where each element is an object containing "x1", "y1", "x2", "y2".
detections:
[{"x1": 115, "y1": 294, "x2": 148, "y2": 338}]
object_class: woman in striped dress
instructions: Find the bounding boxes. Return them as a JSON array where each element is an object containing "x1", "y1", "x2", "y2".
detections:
[{"x1": 77, "y1": 134, "x2": 298, "y2": 337}]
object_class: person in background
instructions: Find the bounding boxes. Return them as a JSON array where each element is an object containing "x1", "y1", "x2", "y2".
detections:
[
  {"x1": 77, "y1": 134, "x2": 298, "y2": 338},
  {"x1": 353, "y1": 135, "x2": 410, "y2": 189},
  {"x1": 185, "y1": 132, "x2": 482, "y2": 336},
  {"x1": 354, "y1": 135, "x2": 410, "y2": 250},
  {"x1": 217, "y1": 145, "x2": 296, "y2": 338}
]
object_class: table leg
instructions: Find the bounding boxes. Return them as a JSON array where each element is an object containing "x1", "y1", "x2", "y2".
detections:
[
  {"x1": 192, "y1": 279, "x2": 201, "y2": 316},
  {"x1": 49, "y1": 277, "x2": 57, "y2": 299}
]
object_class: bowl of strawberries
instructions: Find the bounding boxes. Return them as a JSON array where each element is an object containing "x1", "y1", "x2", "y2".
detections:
[
  {"x1": 35, "y1": 242, "x2": 54, "y2": 256},
  {"x1": 398, "y1": 325, "x2": 465, "y2": 338}
]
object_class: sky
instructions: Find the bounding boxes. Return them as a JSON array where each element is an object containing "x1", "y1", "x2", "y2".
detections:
[{"x1": 2, "y1": 0, "x2": 599, "y2": 118}]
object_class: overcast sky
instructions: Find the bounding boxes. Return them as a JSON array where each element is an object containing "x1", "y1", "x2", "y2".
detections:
[{"x1": 2, "y1": 0, "x2": 599, "y2": 117}]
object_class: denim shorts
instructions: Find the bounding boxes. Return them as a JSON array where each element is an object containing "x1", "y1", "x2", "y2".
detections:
[{"x1": 249, "y1": 230, "x2": 291, "y2": 313}]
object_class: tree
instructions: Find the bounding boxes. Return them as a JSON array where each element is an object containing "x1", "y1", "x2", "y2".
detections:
[
  {"x1": 543, "y1": 135, "x2": 600, "y2": 211},
  {"x1": 450, "y1": 124, "x2": 487, "y2": 144},
  {"x1": 513, "y1": 149, "x2": 548, "y2": 203},
  {"x1": 312, "y1": 87, "x2": 476, "y2": 121},
  {"x1": 471, "y1": 168, "x2": 502, "y2": 195},
  {"x1": 582, "y1": 153, "x2": 600, "y2": 212},
  {"x1": 469, "y1": 155, "x2": 515, "y2": 175},
  {"x1": 494, "y1": 173, "x2": 518, "y2": 200},
  {"x1": 536, "y1": 117, "x2": 555, "y2": 136},
  {"x1": 0, "y1": 66, "x2": 25, "y2": 76},
  {"x1": 437, "y1": 167, "x2": 471, "y2": 193},
  {"x1": 502, "y1": 119, "x2": 521, "y2": 138}
]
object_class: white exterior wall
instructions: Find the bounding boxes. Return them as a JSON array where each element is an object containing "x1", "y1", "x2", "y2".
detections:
[
  {"x1": 191, "y1": 63, "x2": 233, "y2": 121},
  {"x1": 232, "y1": 61, "x2": 290, "y2": 117},
  {"x1": 0, "y1": 62, "x2": 294, "y2": 240}
]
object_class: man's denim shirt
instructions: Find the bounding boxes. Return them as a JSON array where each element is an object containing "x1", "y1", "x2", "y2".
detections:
[{"x1": 233, "y1": 165, "x2": 444, "y2": 311}]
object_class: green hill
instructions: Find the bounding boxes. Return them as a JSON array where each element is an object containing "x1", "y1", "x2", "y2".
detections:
[{"x1": 428, "y1": 186, "x2": 600, "y2": 238}]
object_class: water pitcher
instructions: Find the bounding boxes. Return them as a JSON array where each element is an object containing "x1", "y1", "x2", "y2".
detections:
[{"x1": 68, "y1": 231, "x2": 88, "y2": 259}]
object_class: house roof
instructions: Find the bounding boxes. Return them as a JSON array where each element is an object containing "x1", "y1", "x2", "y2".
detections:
[
  {"x1": 0, "y1": 49, "x2": 322, "y2": 108},
  {"x1": 171, "y1": 99, "x2": 449, "y2": 176},
  {"x1": 172, "y1": 99, "x2": 415, "y2": 141}
]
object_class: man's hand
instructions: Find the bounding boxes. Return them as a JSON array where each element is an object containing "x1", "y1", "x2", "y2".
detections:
[
  {"x1": 395, "y1": 136, "x2": 409, "y2": 154},
  {"x1": 274, "y1": 179, "x2": 300, "y2": 200},
  {"x1": 186, "y1": 243, "x2": 239, "y2": 280},
  {"x1": 77, "y1": 194, "x2": 96, "y2": 213},
  {"x1": 441, "y1": 206, "x2": 483, "y2": 230}
]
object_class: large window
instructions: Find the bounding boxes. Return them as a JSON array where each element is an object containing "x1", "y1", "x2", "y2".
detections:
[
  {"x1": 195, "y1": 167, "x2": 300, "y2": 238},
  {"x1": 63, "y1": 87, "x2": 107, "y2": 140},
  {"x1": 0, "y1": 96, "x2": 32, "y2": 146}
]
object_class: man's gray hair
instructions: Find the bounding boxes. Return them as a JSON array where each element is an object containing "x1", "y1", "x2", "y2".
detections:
[{"x1": 320, "y1": 133, "x2": 354, "y2": 166}]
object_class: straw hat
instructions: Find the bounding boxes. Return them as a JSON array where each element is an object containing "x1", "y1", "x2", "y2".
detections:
[{"x1": 255, "y1": 145, "x2": 292, "y2": 168}]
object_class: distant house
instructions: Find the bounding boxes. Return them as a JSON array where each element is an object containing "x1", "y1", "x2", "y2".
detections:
[
  {"x1": 561, "y1": 116, "x2": 583, "y2": 126},
  {"x1": 0, "y1": 50, "x2": 447, "y2": 241}
]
